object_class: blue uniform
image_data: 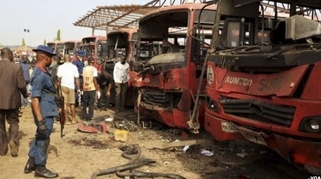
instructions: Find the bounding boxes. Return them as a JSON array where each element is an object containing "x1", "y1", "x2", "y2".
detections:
[
  {"x1": 72, "y1": 59, "x2": 84, "y2": 77},
  {"x1": 28, "y1": 67, "x2": 58, "y2": 166}
]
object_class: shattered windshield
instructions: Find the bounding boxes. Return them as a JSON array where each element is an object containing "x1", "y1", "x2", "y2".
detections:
[
  {"x1": 136, "y1": 9, "x2": 215, "y2": 62},
  {"x1": 56, "y1": 43, "x2": 64, "y2": 56},
  {"x1": 47, "y1": 43, "x2": 55, "y2": 52},
  {"x1": 64, "y1": 43, "x2": 76, "y2": 55},
  {"x1": 107, "y1": 32, "x2": 132, "y2": 59},
  {"x1": 82, "y1": 45, "x2": 95, "y2": 57},
  {"x1": 137, "y1": 11, "x2": 189, "y2": 61}
]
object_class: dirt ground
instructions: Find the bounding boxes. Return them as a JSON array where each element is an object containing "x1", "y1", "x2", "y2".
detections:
[{"x1": 0, "y1": 106, "x2": 314, "y2": 179}]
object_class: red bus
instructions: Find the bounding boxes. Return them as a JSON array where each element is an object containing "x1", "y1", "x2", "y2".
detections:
[
  {"x1": 80, "y1": 36, "x2": 107, "y2": 73},
  {"x1": 64, "y1": 40, "x2": 81, "y2": 57}
]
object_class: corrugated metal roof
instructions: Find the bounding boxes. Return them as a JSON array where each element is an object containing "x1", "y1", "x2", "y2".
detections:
[
  {"x1": 74, "y1": 0, "x2": 321, "y2": 31},
  {"x1": 73, "y1": 4, "x2": 160, "y2": 31},
  {"x1": 73, "y1": 0, "x2": 211, "y2": 30}
]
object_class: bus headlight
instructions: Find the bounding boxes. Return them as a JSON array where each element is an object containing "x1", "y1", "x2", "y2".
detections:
[
  {"x1": 205, "y1": 96, "x2": 219, "y2": 113},
  {"x1": 299, "y1": 117, "x2": 321, "y2": 133},
  {"x1": 309, "y1": 119, "x2": 320, "y2": 130}
]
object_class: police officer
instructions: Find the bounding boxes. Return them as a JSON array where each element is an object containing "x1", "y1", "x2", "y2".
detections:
[{"x1": 24, "y1": 45, "x2": 58, "y2": 178}]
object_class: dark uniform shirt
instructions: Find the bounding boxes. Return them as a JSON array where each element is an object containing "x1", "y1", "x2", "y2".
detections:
[
  {"x1": 72, "y1": 59, "x2": 84, "y2": 76},
  {"x1": 30, "y1": 66, "x2": 58, "y2": 118},
  {"x1": 19, "y1": 61, "x2": 31, "y2": 83},
  {"x1": 97, "y1": 73, "x2": 113, "y2": 88}
]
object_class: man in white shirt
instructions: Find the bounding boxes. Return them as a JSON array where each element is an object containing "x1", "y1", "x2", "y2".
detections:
[
  {"x1": 82, "y1": 57, "x2": 100, "y2": 122},
  {"x1": 113, "y1": 55, "x2": 130, "y2": 113},
  {"x1": 57, "y1": 55, "x2": 80, "y2": 124}
]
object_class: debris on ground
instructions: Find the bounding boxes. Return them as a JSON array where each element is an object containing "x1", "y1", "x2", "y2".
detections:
[
  {"x1": 151, "y1": 139, "x2": 213, "y2": 150},
  {"x1": 77, "y1": 122, "x2": 108, "y2": 133},
  {"x1": 236, "y1": 152, "x2": 248, "y2": 158},
  {"x1": 200, "y1": 149, "x2": 214, "y2": 157},
  {"x1": 68, "y1": 138, "x2": 109, "y2": 149},
  {"x1": 104, "y1": 116, "x2": 114, "y2": 122},
  {"x1": 114, "y1": 129, "x2": 129, "y2": 142},
  {"x1": 91, "y1": 144, "x2": 187, "y2": 179},
  {"x1": 114, "y1": 120, "x2": 138, "y2": 132},
  {"x1": 259, "y1": 150, "x2": 269, "y2": 155},
  {"x1": 183, "y1": 145, "x2": 190, "y2": 153}
]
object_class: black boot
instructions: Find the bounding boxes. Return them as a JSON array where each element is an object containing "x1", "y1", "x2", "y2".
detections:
[
  {"x1": 24, "y1": 157, "x2": 35, "y2": 174},
  {"x1": 34, "y1": 166, "x2": 58, "y2": 178}
]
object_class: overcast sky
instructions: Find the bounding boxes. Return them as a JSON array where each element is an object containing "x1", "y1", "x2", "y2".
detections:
[{"x1": 0, "y1": 0, "x2": 145, "y2": 47}]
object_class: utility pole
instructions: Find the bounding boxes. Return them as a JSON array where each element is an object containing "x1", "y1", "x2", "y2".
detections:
[{"x1": 23, "y1": 29, "x2": 30, "y2": 52}]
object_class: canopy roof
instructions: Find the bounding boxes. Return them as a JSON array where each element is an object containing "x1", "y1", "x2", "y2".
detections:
[
  {"x1": 73, "y1": 0, "x2": 210, "y2": 31},
  {"x1": 74, "y1": 0, "x2": 321, "y2": 31},
  {"x1": 73, "y1": 4, "x2": 160, "y2": 31}
]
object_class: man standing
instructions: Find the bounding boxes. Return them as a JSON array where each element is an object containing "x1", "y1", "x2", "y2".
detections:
[
  {"x1": 113, "y1": 55, "x2": 130, "y2": 113},
  {"x1": 97, "y1": 70, "x2": 113, "y2": 111},
  {"x1": 0, "y1": 47, "x2": 27, "y2": 157},
  {"x1": 19, "y1": 52, "x2": 31, "y2": 107},
  {"x1": 82, "y1": 58, "x2": 100, "y2": 122},
  {"x1": 72, "y1": 50, "x2": 85, "y2": 107},
  {"x1": 24, "y1": 45, "x2": 58, "y2": 178},
  {"x1": 57, "y1": 55, "x2": 80, "y2": 124}
]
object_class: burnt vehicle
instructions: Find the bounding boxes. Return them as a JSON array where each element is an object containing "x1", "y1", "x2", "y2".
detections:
[
  {"x1": 103, "y1": 28, "x2": 137, "y2": 74},
  {"x1": 47, "y1": 41, "x2": 64, "y2": 57},
  {"x1": 64, "y1": 40, "x2": 81, "y2": 58},
  {"x1": 205, "y1": 0, "x2": 321, "y2": 175},
  {"x1": 101, "y1": 28, "x2": 138, "y2": 106},
  {"x1": 80, "y1": 36, "x2": 107, "y2": 73},
  {"x1": 131, "y1": 3, "x2": 216, "y2": 132}
]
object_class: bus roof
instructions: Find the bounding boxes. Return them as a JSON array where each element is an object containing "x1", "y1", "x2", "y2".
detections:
[
  {"x1": 140, "y1": 3, "x2": 217, "y2": 22},
  {"x1": 47, "y1": 41, "x2": 64, "y2": 44},
  {"x1": 107, "y1": 28, "x2": 138, "y2": 36},
  {"x1": 82, "y1": 36, "x2": 107, "y2": 40},
  {"x1": 64, "y1": 40, "x2": 81, "y2": 43}
]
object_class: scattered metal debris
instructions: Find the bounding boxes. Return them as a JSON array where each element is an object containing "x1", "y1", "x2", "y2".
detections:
[
  {"x1": 201, "y1": 149, "x2": 214, "y2": 157},
  {"x1": 236, "y1": 153, "x2": 248, "y2": 158},
  {"x1": 77, "y1": 122, "x2": 108, "y2": 133},
  {"x1": 114, "y1": 120, "x2": 138, "y2": 132},
  {"x1": 91, "y1": 144, "x2": 186, "y2": 179},
  {"x1": 68, "y1": 138, "x2": 109, "y2": 149}
]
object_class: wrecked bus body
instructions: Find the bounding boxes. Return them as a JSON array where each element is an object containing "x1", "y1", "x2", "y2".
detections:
[
  {"x1": 80, "y1": 36, "x2": 107, "y2": 73},
  {"x1": 64, "y1": 40, "x2": 81, "y2": 58},
  {"x1": 47, "y1": 41, "x2": 64, "y2": 57},
  {"x1": 205, "y1": 0, "x2": 321, "y2": 174},
  {"x1": 131, "y1": 3, "x2": 216, "y2": 131},
  {"x1": 102, "y1": 28, "x2": 138, "y2": 106}
]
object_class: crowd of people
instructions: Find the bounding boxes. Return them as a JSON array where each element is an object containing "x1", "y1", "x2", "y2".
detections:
[{"x1": 0, "y1": 44, "x2": 130, "y2": 178}]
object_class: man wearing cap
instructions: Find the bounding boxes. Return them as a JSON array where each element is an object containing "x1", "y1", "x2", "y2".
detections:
[
  {"x1": 82, "y1": 57, "x2": 100, "y2": 122},
  {"x1": 24, "y1": 45, "x2": 59, "y2": 178},
  {"x1": 0, "y1": 47, "x2": 28, "y2": 157},
  {"x1": 72, "y1": 50, "x2": 85, "y2": 107}
]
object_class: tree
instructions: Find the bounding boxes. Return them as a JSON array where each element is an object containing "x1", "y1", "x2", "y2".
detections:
[
  {"x1": 43, "y1": 39, "x2": 47, "y2": 45},
  {"x1": 56, "y1": 29, "x2": 61, "y2": 41},
  {"x1": 22, "y1": 38, "x2": 26, "y2": 46}
]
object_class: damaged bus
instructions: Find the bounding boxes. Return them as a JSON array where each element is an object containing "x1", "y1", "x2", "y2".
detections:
[
  {"x1": 80, "y1": 36, "x2": 107, "y2": 73},
  {"x1": 205, "y1": 0, "x2": 321, "y2": 175},
  {"x1": 47, "y1": 41, "x2": 64, "y2": 56},
  {"x1": 131, "y1": 3, "x2": 216, "y2": 132},
  {"x1": 64, "y1": 40, "x2": 81, "y2": 58},
  {"x1": 102, "y1": 28, "x2": 138, "y2": 106}
]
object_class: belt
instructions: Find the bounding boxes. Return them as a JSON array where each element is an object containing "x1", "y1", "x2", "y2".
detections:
[{"x1": 42, "y1": 89, "x2": 58, "y2": 97}]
